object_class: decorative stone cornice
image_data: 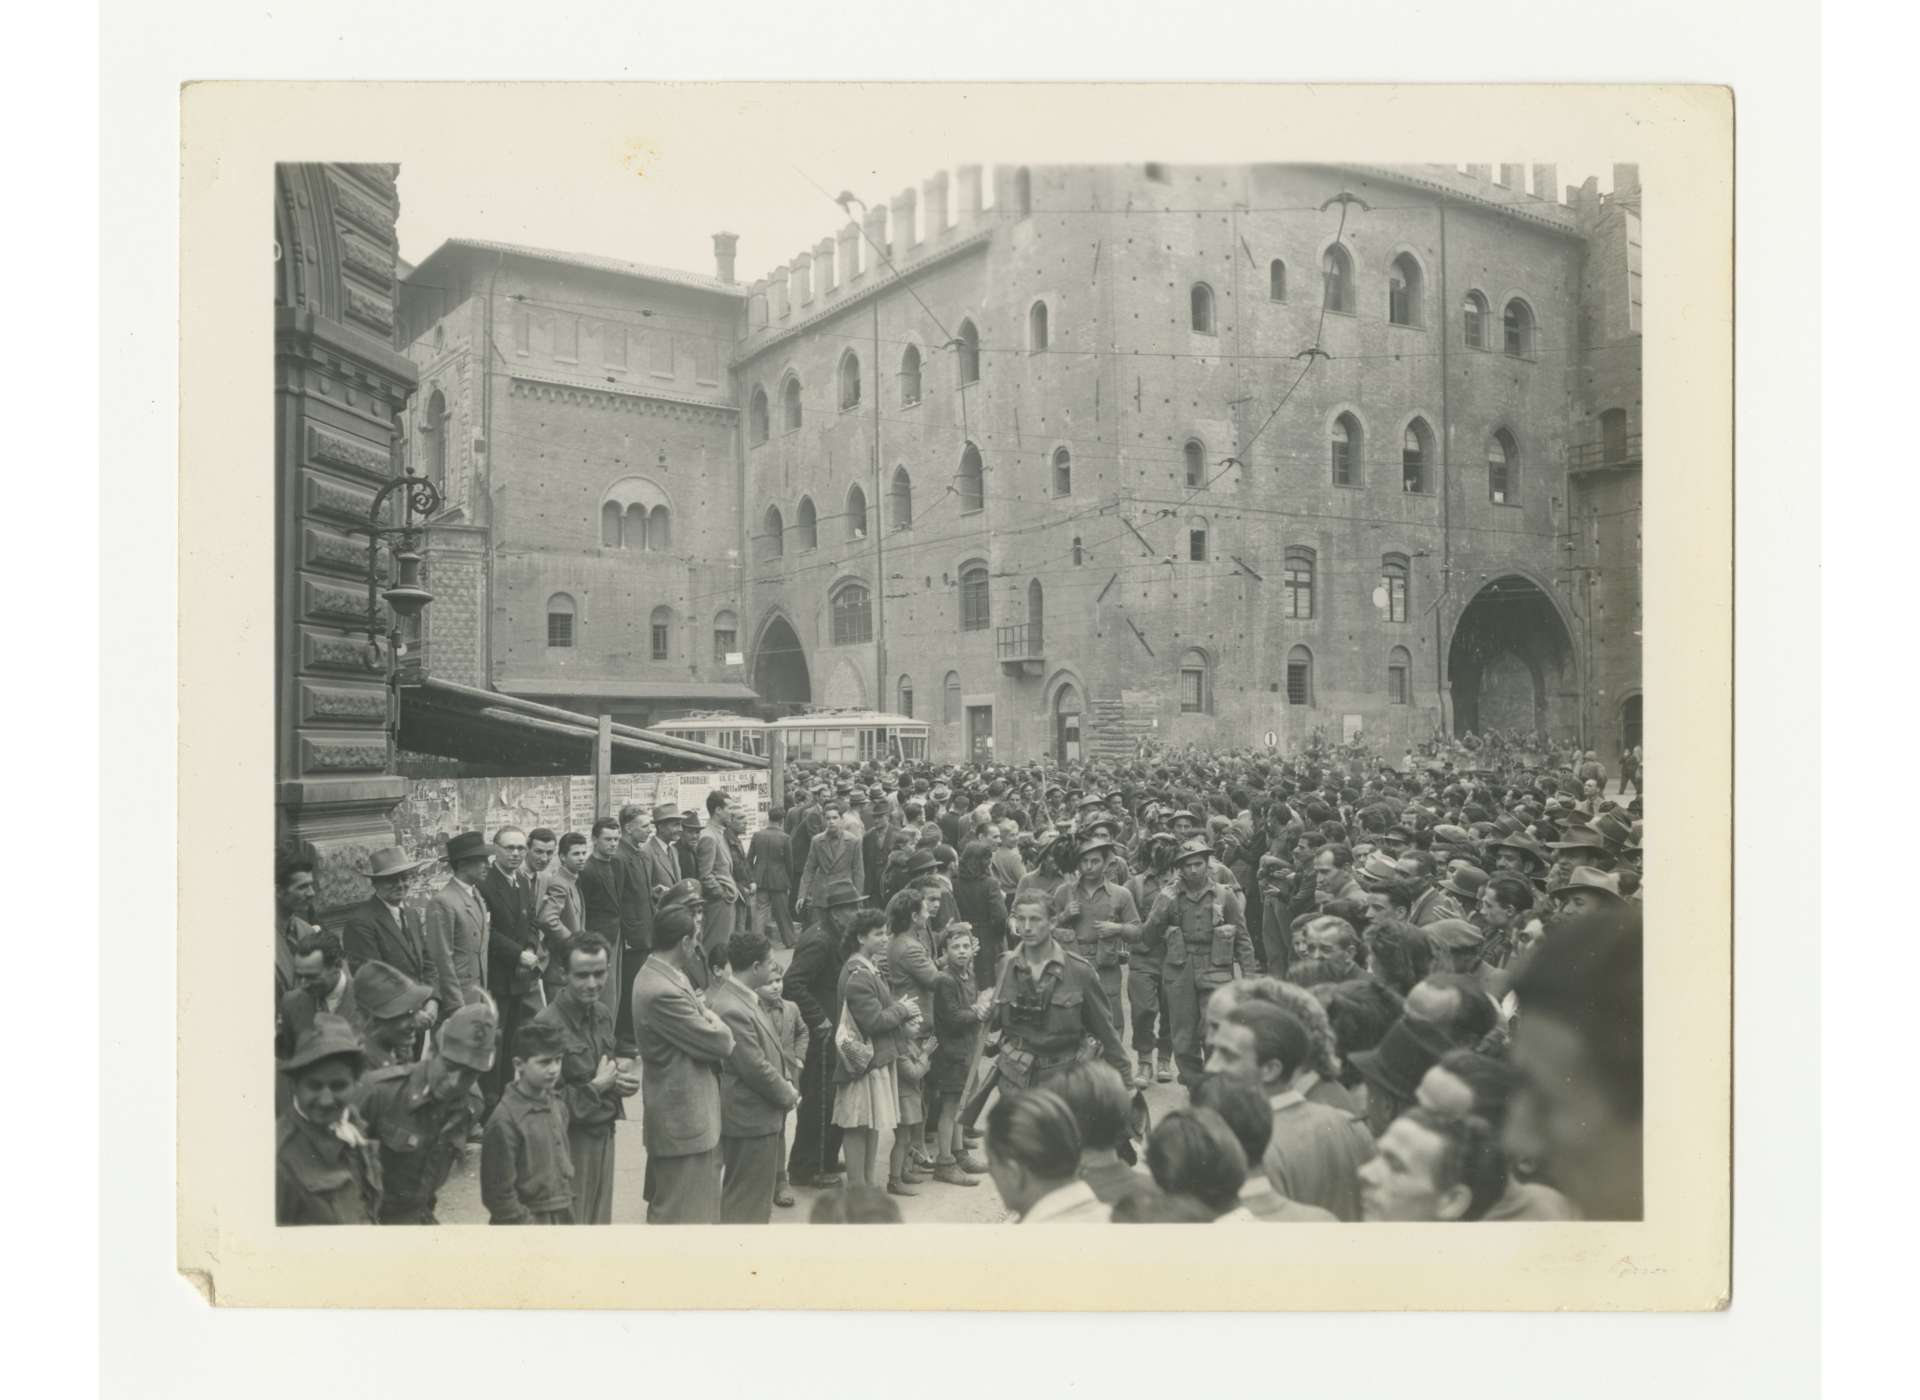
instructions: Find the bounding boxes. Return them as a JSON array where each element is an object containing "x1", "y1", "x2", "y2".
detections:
[{"x1": 507, "y1": 373, "x2": 736, "y2": 426}]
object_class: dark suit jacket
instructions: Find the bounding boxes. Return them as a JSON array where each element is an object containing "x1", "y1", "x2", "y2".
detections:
[
  {"x1": 342, "y1": 897, "x2": 454, "y2": 1012},
  {"x1": 747, "y1": 827, "x2": 791, "y2": 893},
  {"x1": 782, "y1": 922, "x2": 843, "y2": 1034},
  {"x1": 630, "y1": 956, "x2": 734, "y2": 1158},
  {"x1": 614, "y1": 838, "x2": 656, "y2": 959},
  {"x1": 639, "y1": 836, "x2": 680, "y2": 895},
  {"x1": 708, "y1": 977, "x2": 798, "y2": 1138},
  {"x1": 480, "y1": 864, "x2": 541, "y2": 996},
  {"x1": 577, "y1": 854, "x2": 626, "y2": 940}
]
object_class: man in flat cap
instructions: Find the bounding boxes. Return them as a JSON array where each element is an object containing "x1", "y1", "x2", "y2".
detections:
[{"x1": 361, "y1": 1002, "x2": 495, "y2": 1223}]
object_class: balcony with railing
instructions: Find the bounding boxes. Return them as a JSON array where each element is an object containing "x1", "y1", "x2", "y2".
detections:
[
  {"x1": 1567, "y1": 431, "x2": 1642, "y2": 472},
  {"x1": 996, "y1": 621, "x2": 1045, "y2": 676}
]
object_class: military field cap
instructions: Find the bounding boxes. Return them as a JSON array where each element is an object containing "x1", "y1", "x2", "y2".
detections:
[
  {"x1": 352, "y1": 960, "x2": 430, "y2": 1020},
  {"x1": 1175, "y1": 834, "x2": 1214, "y2": 862},
  {"x1": 438, "y1": 1003, "x2": 498, "y2": 1072},
  {"x1": 656, "y1": 879, "x2": 702, "y2": 915},
  {"x1": 515, "y1": 1019, "x2": 568, "y2": 1060},
  {"x1": 279, "y1": 1012, "x2": 369, "y2": 1076},
  {"x1": 1548, "y1": 866, "x2": 1624, "y2": 902},
  {"x1": 1074, "y1": 834, "x2": 1118, "y2": 864},
  {"x1": 1423, "y1": 918, "x2": 1485, "y2": 951},
  {"x1": 822, "y1": 877, "x2": 866, "y2": 909}
]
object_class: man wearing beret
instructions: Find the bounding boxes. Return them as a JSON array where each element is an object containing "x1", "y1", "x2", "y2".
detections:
[
  {"x1": 632, "y1": 900, "x2": 736, "y2": 1224},
  {"x1": 360, "y1": 1002, "x2": 495, "y2": 1224}
]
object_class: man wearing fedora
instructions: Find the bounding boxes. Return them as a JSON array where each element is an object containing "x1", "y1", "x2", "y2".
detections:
[
  {"x1": 1417, "y1": 865, "x2": 1482, "y2": 928},
  {"x1": 1547, "y1": 867, "x2": 1626, "y2": 923},
  {"x1": 638, "y1": 803, "x2": 683, "y2": 893},
  {"x1": 344, "y1": 846, "x2": 450, "y2": 1027},
  {"x1": 782, "y1": 877, "x2": 866, "y2": 1188},
  {"x1": 426, "y1": 831, "x2": 492, "y2": 1009},
  {"x1": 360, "y1": 1002, "x2": 496, "y2": 1224},
  {"x1": 350, "y1": 961, "x2": 434, "y2": 1072},
  {"x1": 1350, "y1": 1013, "x2": 1453, "y2": 1139}
]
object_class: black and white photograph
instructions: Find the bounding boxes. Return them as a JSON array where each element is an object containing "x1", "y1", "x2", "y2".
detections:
[{"x1": 172, "y1": 79, "x2": 1731, "y2": 1312}]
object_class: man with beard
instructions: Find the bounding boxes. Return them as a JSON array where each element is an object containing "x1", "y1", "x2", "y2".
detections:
[
  {"x1": 1134, "y1": 836, "x2": 1252, "y2": 1088},
  {"x1": 360, "y1": 1002, "x2": 496, "y2": 1223},
  {"x1": 781, "y1": 877, "x2": 866, "y2": 1187}
]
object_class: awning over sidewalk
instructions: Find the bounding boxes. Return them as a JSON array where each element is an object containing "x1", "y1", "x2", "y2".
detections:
[{"x1": 398, "y1": 677, "x2": 768, "y2": 773}]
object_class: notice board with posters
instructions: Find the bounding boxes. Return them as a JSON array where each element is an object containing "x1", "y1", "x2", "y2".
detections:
[{"x1": 391, "y1": 769, "x2": 772, "y2": 898}]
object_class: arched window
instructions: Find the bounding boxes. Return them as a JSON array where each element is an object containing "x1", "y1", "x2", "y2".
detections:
[
  {"x1": 838, "y1": 350, "x2": 862, "y2": 410},
  {"x1": 1388, "y1": 645, "x2": 1413, "y2": 705},
  {"x1": 1052, "y1": 446, "x2": 1072, "y2": 496},
  {"x1": 1462, "y1": 291, "x2": 1489, "y2": 349},
  {"x1": 781, "y1": 374, "x2": 803, "y2": 430},
  {"x1": 424, "y1": 389, "x2": 448, "y2": 486},
  {"x1": 899, "y1": 345, "x2": 922, "y2": 407},
  {"x1": 647, "y1": 504, "x2": 671, "y2": 551},
  {"x1": 748, "y1": 385, "x2": 769, "y2": 444},
  {"x1": 1402, "y1": 418, "x2": 1433, "y2": 494},
  {"x1": 956, "y1": 320, "x2": 980, "y2": 385},
  {"x1": 1029, "y1": 300, "x2": 1049, "y2": 352},
  {"x1": 1388, "y1": 253, "x2": 1424, "y2": 327},
  {"x1": 1322, "y1": 245, "x2": 1354, "y2": 314},
  {"x1": 1284, "y1": 547, "x2": 1315, "y2": 620},
  {"x1": 1502, "y1": 298, "x2": 1535, "y2": 357},
  {"x1": 763, "y1": 505, "x2": 785, "y2": 560},
  {"x1": 600, "y1": 476, "x2": 672, "y2": 551},
  {"x1": 1269, "y1": 259, "x2": 1287, "y2": 301},
  {"x1": 1179, "y1": 648, "x2": 1211, "y2": 715},
  {"x1": 1071, "y1": 536, "x2": 1084, "y2": 566},
  {"x1": 1013, "y1": 167, "x2": 1032, "y2": 217},
  {"x1": 1488, "y1": 429, "x2": 1518, "y2": 504},
  {"x1": 944, "y1": 671, "x2": 962, "y2": 724},
  {"x1": 650, "y1": 605, "x2": 672, "y2": 660},
  {"x1": 1331, "y1": 412, "x2": 1361, "y2": 486},
  {"x1": 713, "y1": 610, "x2": 738, "y2": 664},
  {"x1": 957, "y1": 444, "x2": 984, "y2": 514},
  {"x1": 1184, "y1": 439, "x2": 1207, "y2": 489},
  {"x1": 958, "y1": 561, "x2": 991, "y2": 631},
  {"x1": 831, "y1": 580, "x2": 873, "y2": 645},
  {"x1": 600, "y1": 500, "x2": 622, "y2": 548},
  {"x1": 890, "y1": 466, "x2": 913, "y2": 530},
  {"x1": 1190, "y1": 282, "x2": 1216, "y2": 335},
  {"x1": 1188, "y1": 516, "x2": 1209, "y2": 563},
  {"x1": 1379, "y1": 553, "x2": 1410, "y2": 623},
  {"x1": 546, "y1": 593, "x2": 575, "y2": 648},
  {"x1": 845, "y1": 484, "x2": 868, "y2": 541},
  {"x1": 794, "y1": 496, "x2": 818, "y2": 551},
  {"x1": 897, "y1": 675, "x2": 914, "y2": 718},
  {"x1": 624, "y1": 502, "x2": 648, "y2": 550},
  {"x1": 1286, "y1": 644, "x2": 1314, "y2": 706}
]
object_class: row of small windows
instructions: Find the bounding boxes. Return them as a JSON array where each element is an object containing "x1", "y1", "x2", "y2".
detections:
[
  {"x1": 544, "y1": 598, "x2": 739, "y2": 663},
  {"x1": 598, "y1": 501, "x2": 672, "y2": 550},
  {"x1": 749, "y1": 326, "x2": 981, "y2": 444},
  {"x1": 1178, "y1": 643, "x2": 1417, "y2": 712},
  {"x1": 759, "y1": 451, "x2": 980, "y2": 561}
]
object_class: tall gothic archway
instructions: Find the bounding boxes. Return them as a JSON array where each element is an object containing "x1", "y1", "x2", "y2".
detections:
[
  {"x1": 751, "y1": 612, "x2": 811, "y2": 709},
  {"x1": 1446, "y1": 574, "x2": 1577, "y2": 741}
]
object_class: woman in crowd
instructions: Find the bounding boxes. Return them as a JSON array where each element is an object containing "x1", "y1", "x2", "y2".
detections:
[{"x1": 833, "y1": 908, "x2": 921, "y2": 1193}]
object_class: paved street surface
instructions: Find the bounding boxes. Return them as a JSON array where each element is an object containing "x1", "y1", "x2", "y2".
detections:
[{"x1": 435, "y1": 947, "x2": 1192, "y2": 1225}]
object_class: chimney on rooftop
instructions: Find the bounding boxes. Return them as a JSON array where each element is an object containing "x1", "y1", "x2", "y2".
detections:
[
  {"x1": 923, "y1": 170, "x2": 949, "y2": 238},
  {"x1": 712, "y1": 231, "x2": 739, "y2": 284},
  {"x1": 956, "y1": 165, "x2": 983, "y2": 223},
  {"x1": 891, "y1": 188, "x2": 918, "y2": 251}
]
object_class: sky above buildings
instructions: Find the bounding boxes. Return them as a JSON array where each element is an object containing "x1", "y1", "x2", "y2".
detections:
[{"x1": 391, "y1": 88, "x2": 1623, "y2": 283}]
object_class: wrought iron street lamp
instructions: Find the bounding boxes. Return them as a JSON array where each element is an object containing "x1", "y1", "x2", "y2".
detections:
[{"x1": 347, "y1": 467, "x2": 443, "y2": 766}]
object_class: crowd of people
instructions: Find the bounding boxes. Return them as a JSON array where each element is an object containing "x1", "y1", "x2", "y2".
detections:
[{"x1": 271, "y1": 731, "x2": 1644, "y2": 1228}]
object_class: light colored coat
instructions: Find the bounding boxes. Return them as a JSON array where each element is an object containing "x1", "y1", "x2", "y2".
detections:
[
  {"x1": 630, "y1": 955, "x2": 734, "y2": 1158},
  {"x1": 424, "y1": 877, "x2": 490, "y2": 1006},
  {"x1": 708, "y1": 977, "x2": 798, "y2": 1138}
]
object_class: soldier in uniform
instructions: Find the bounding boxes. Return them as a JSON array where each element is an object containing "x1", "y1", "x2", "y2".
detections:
[
  {"x1": 275, "y1": 1013, "x2": 382, "y2": 1226},
  {"x1": 359, "y1": 1002, "x2": 496, "y2": 1224},
  {"x1": 1135, "y1": 835, "x2": 1256, "y2": 1088},
  {"x1": 1046, "y1": 835, "x2": 1141, "y2": 1034},
  {"x1": 1123, "y1": 833, "x2": 1179, "y2": 1083},
  {"x1": 350, "y1": 960, "x2": 434, "y2": 1072},
  {"x1": 984, "y1": 888, "x2": 1136, "y2": 1100}
]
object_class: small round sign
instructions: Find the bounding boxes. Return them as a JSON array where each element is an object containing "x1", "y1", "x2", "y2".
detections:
[{"x1": 1263, "y1": 730, "x2": 1278, "y2": 748}]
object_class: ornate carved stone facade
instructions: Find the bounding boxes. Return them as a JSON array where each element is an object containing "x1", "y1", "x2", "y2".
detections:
[{"x1": 275, "y1": 162, "x2": 418, "y2": 917}]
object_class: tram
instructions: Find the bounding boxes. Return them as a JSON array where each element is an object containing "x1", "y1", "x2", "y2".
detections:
[
  {"x1": 769, "y1": 710, "x2": 930, "y2": 764},
  {"x1": 649, "y1": 712, "x2": 771, "y2": 758}
]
